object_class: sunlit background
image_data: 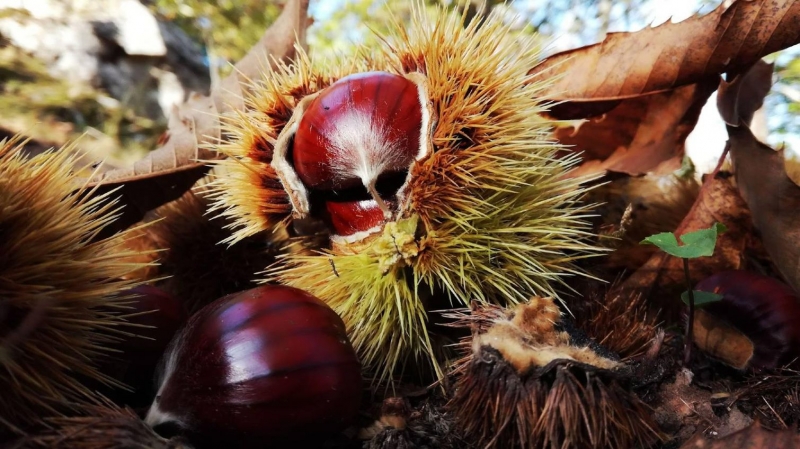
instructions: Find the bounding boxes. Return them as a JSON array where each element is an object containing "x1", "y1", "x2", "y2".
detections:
[{"x1": 0, "y1": 0, "x2": 797, "y2": 172}]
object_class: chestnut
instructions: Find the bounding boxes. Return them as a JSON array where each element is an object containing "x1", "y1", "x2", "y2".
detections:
[
  {"x1": 100, "y1": 285, "x2": 186, "y2": 406},
  {"x1": 116, "y1": 285, "x2": 186, "y2": 363},
  {"x1": 274, "y1": 70, "x2": 432, "y2": 237},
  {"x1": 325, "y1": 199, "x2": 387, "y2": 236},
  {"x1": 145, "y1": 285, "x2": 362, "y2": 448},
  {"x1": 692, "y1": 270, "x2": 800, "y2": 369}
]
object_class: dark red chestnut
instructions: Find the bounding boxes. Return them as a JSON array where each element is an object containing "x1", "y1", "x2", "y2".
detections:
[
  {"x1": 145, "y1": 285, "x2": 362, "y2": 448},
  {"x1": 97, "y1": 285, "x2": 186, "y2": 407},
  {"x1": 325, "y1": 199, "x2": 389, "y2": 237},
  {"x1": 274, "y1": 71, "x2": 431, "y2": 238},
  {"x1": 692, "y1": 270, "x2": 800, "y2": 369},
  {"x1": 293, "y1": 71, "x2": 423, "y2": 194}
]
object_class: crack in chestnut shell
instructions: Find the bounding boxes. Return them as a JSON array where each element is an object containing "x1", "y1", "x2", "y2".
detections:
[
  {"x1": 694, "y1": 270, "x2": 800, "y2": 369},
  {"x1": 147, "y1": 285, "x2": 362, "y2": 448}
]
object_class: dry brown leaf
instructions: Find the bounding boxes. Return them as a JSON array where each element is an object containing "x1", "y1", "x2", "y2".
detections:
[
  {"x1": 531, "y1": 0, "x2": 800, "y2": 111},
  {"x1": 680, "y1": 422, "x2": 800, "y2": 448},
  {"x1": 728, "y1": 126, "x2": 800, "y2": 294},
  {"x1": 716, "y1": 60, "x2": 800, "y2": 294},
  {"x1": 559, "y1": 78, "x2": 718, "y2": 177},
  {"x1": 615, "y1": 171, "x2": 753, "y2": 312},
  {"x1": 85, "y1": 0, "x2": 310, "y2": 239},
  {"x1": 214, "y1": 0, "x2": 312, "y2": 113},
  {"x1": 717, "y1": 61, "x2": 774, "y2": 127}
]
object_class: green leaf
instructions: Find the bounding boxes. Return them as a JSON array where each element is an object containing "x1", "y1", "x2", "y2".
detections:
[
  {"x1": 640, "y1": 222, "x2": 727, "y2": 258},
  {"x1": 681, "y1": 290, "x2": 724, "y2": 307}
]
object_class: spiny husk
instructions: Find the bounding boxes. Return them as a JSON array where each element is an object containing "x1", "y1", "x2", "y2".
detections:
[
  {"x1": 205, "y1": 48, "x2": 338, "y2": 244},
  {"x1": 25, "y1": 402, "x2": 191, "y2": 449},
  {"x1": 131, "y1": 187, "x2": 289, "y2": 314},
  {"x1": 364, "y1": 400, "x2": 460, "y2": 449},
  {"x1": 569, "y1": 289, "x2": 662, "y2": 361},
  {"x1": 0, "y1": 136, "x2": 153, "y2": 429},
  {"x1": 447, "y1": 299, "x2": 661, "y2": 449},
  {"x1": 451, "y1": 355, "x2": 659, "y2": 449},
  {"x1": 210, "y1": 4, "x2": 603, "y2": 382}
]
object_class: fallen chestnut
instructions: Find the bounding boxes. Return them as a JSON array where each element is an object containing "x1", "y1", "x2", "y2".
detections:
[
  {"x1": 117, "y1": 285, "x2": 186, "y2": 366},
  {"x1": 692, "y1": 270, "x2": 800, "y2": 369},
  {"x1": 145, "y1": 285, "x2": 362, "y2": 448},
  {"x1": 99, "y1": 285, "x2": 186, "y2": 407}
]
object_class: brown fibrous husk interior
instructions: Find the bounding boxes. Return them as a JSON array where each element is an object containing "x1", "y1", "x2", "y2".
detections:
[{"x1": 447, "y1": 298, "x2": 662, "y2": 449}]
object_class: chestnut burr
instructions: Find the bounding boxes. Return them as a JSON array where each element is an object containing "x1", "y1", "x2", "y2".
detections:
[{"x1": 210, "y1": 5, "x2": 605, "y2": 385}]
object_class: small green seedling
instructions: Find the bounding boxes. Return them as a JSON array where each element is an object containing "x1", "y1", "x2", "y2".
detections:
[{"x1": 641, "y1": 222, "x2": 726, "y2": 366}]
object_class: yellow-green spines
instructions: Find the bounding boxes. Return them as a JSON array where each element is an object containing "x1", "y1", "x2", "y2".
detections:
[
  {"x1": 211, "y1": 6, "x2": 603, "y2": 382},
  {"x1": 265, "y1": 216, "x2": 434, "y2": 382},
  {"x1": 0, "y1": 137, "x2": 153, "y2": 429}
]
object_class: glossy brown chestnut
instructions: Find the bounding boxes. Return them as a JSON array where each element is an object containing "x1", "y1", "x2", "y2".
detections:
[
  {"x1": 693, "y1": 270, "x2": 800, "y2": 369},
  {"x1": 145, "y1": 285, "x2": 362, "y2": 448},
  {"x1": 293, "y1": 71, "x2": 423, "y2": 192},
  {"x1": 291, "y1": 71, "x2": 424, "y2": 236}
]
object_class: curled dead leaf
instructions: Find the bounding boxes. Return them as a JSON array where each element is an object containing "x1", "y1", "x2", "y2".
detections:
[
  {"x1": 718, "y1": 60, "x2": 800, "y2": 294},
  {"x1": 728, "y1": 126, "x2": 800, "y2": 294},
  {"x1": 560, "y1": 78, "x2": 718, "y2": 178}
]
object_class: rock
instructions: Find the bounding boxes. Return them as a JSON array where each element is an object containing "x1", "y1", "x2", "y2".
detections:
[{"x1": 0, "y1": 0, "x2": 210, "y2": 121}]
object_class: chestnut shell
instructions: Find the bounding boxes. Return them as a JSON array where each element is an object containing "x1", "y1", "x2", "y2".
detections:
[
  {"x1": 147, "y1": 285, "x2": 362, "y2": 448},
  {"x1": 694, "y1": 270, "x2": 800, "y2": 369}
]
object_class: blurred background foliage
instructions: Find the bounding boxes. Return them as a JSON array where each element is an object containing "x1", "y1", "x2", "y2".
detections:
[
  {"x1": 0, "y1": 34, "x2": 162, "y2": 166},
  {"x1": 772, "y1": 55, "x2": 800, "y2": 137},
  {"x1": 147, "y1": 0, "x2": 282, "y2": 80},
  {"x1": 0, "y1": 0, "x2": 797, "y2": 164}
]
